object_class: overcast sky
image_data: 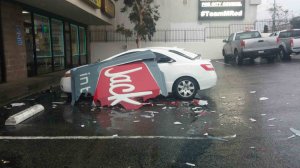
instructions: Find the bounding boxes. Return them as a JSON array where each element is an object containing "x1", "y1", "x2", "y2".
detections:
[{"x1": 257, "y1": 0, "x2": 300, "y2": 20}]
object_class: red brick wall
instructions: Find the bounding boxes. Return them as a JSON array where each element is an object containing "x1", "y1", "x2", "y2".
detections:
[{"x1": 1, "y1": 1, "x2": 27, "y2": 82}]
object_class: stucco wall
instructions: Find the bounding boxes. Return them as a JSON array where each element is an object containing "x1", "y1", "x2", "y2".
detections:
[{"x1": 90, "y1": 39, "x2": 225, "y2": 62}]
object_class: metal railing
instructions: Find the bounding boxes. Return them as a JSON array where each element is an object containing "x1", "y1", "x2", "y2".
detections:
[
  {"x1": 90, "y1": 21, "x2": 292, "y2": 42},
  {"x1": 90, "y1": 29, "x2": 206, "y2": 42}
]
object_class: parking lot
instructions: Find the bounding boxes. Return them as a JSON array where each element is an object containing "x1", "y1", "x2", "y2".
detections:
[{"x1": 1, "y1": 57, "x2": 300, "y2": 168}]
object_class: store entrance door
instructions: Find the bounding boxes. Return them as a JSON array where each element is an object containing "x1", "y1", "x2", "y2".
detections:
[{"x1": 23, "y1": 12, "x2": 35, "y2": 77}]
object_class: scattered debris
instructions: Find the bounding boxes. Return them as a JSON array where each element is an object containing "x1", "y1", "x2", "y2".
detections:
[
  {"x1": 268, "y1": 125, "x2": 275, "y2": 127},
  {"x1": 268, "y1": 118, "x2": 276, "y2": 121},
  {"x1": 93, "y1": 121, "x2": 97, "y2": 124},
  {"x1": 156, "y1": 104, "x2": 165, "y2": 106},
  {"x1": 287, "y1": 135, "x2": 296, "y2": 139},
  {"x1": 145, "y1": 111, "x2": 159, "y2": 114},
  {"x1": 162, "y1": 107, "x2": 167, "y2": 110},
  {"x1": 140, "y1": 114, "x2": 154, "y2": 119},
  {"x1": 81, "y1": 124, "x2": 85, "y2": 128},
  {"x1": 221, "y1": 97, "x2": 226, "y2": 99},
  {"x1": 1, "y1": 159, "x2": 10, "y2": 164},
  {"x1": 192, "y1": 107, "x2": 202, "y2": 111},
  {"x1": 259, "y1": 97, "x2": 269, "y2": 101},
  {"x1": 192, "y1": 99, "x2": 208, "y2": 106},
  {"x1": 52, "y1": 101, "x2": 66, "y2": 105},
  {"x1": 112, "y1": 134, "x2": 118, "y2": 137},
  {"x1": 290, "y1": 128, "x2": 300, "y2": 136},
  {"x1": 250, "y1": 91, "x2": 256, "y2": 94},
  {"x1": 211, "y1": 111, "x2": 216, "y2": 113},
  {"x1": 133, "y1": 120, "x2": 141, "y2": 123},
  {"x1": 261, "y1": 114, "x2": 267, "y2": 116},
  {"x1": 11, "y1": 103, "x2": 25, "y2": 107},
  {"x1": 249, "y1": 118, "x2": 257, "y2": 122},
  {"x1": 3, "y1": 106, "x2": 12, "y2": 110},
  {"x1": 174, "y1": 121, "x2": 182, "y2": 125},
  {"x1": 185, "y1": 162, "x2": 196, "y2": 167},
  {"x1": 233, "y1": 116, "x2": 239, "y2": 119},
  {"x1": 203, "y1": 133, "x2": 208, "y2": 136},
  {"x1": 249, "y1": 146, "x2": 256, "y2": 149}
]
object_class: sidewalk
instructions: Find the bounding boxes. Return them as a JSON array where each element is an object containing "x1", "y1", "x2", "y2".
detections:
[{"x1": 0, "y1": 70, "x2": 66, "y2": 106}]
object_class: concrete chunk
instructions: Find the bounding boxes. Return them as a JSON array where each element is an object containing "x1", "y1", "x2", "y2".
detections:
[{"x1": 5, "y1": 104, "x2": 44, "y2": 126}]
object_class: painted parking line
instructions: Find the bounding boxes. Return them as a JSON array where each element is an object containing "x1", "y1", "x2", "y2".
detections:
[{"x1": 0, "y1": 135, "x2": 235, "y2": 141}]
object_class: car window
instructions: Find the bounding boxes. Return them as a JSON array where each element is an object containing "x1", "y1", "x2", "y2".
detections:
[
  {"x1": 153, "y1": 52, "x2": 172, "y2": 63},
  {"x1": 292, "y1": 30, "x2": 300, "y2": 37},
  {"x1": 228, "y1": 33, "x2": 234, "y2": 42},
  {"x1": 168, "y1": 50, "x2": 197, "y2": 60},
  {"x1": 236, "y1": 31, "x2": 261, "y2": 40},
  {"x1": 279, "y1": 31, "x2": 291, "y2": 38}
]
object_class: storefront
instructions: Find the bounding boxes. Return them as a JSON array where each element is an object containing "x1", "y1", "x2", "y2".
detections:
[
  {"x1": 0, "y1": 0, "x2": 114, "y2": 83},
  {"x1": 22, "y1": 9, "x2": 88, "y2": 76}
]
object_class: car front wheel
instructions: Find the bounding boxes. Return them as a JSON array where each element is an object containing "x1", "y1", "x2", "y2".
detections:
[{"x1": 173, "y1": 77, "x2": 198, "y2": 100}]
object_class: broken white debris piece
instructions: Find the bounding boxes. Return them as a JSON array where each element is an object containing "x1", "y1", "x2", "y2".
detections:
[
  {"x1": 249, "y1": 118, "x2": 257, "y2": 122},
  {"x1": 162, "y1": 107, "x2": 167, "y2": 110},
  {"x1": 174, "y1": 121, "x2": 182, "y2": 125},
  {"x1": 133, "y1": 120, "x2": 141, "y2": 123},
  {"x1": 259, "y1": 97, "x2": 269, "y2": 101},
  {"x1": 261, "y1": 114, "x2": 267, "y2": 116},
  {"x1": 203, "y1": 133, "x2": 208, "y2": 136},
  {"x1": 268, "y1": 118, "x2": 276, "y2": 121},
  {"x1": 11, "y1": 103, "x2": 25, "y2": 107},
  {"x1": 112, "y1": 134, "x2": 118, "y2": 137},
  {"x1": 287, "y1": 135, "x2": 296, "y2": 139},
  {"x1": 250, "y1": 91, "x2": 256, "y2": 94},
  {"x1": 185, "y1": 163, "x2": 196, "y2": 167}
]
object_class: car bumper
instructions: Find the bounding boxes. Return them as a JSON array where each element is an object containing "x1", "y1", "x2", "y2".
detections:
[
  {"x1": 198, "y1": 72, "x2": 217, "y2": 90},
  {"x1": 60, "y1": 77, "x2": 71, "y2": 93},
  {"x1": 242, "y1": 48, "x2": 280, "y2": 58}
]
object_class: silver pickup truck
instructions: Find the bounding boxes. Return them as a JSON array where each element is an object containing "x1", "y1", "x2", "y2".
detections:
[
  {"x1": 270, "y1": 29, "x2": 300, "y2": 60},
  {"x1": 222, "y1": 30, "x2": 280, "y2": 65}
]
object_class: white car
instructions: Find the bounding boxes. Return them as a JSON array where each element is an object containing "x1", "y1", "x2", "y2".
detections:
[{"x1": 60, "y1": 47, "x2": 217, "y2": 99}]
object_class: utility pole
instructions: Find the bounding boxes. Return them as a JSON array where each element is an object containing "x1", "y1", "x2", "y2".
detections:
[{"x1": 272, "y1": 0, "x2": 276, "y2": 32}]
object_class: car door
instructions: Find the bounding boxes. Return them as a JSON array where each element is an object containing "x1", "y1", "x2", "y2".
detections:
[{"x1": 224, "y1": 33, "x2": 235, "y2": 56}]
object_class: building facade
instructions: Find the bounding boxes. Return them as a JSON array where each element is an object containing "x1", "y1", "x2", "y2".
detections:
[{"x1": 0, "y1": 0, "x2": 115, "y2": 83}]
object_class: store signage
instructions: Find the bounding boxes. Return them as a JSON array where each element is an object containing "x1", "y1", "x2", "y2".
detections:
[
  {"x1": 199, "y1": 0, "x2": 245, "y2": 20},
  {"x1": 101, "y1": 0, "x2": 115, "y2": 18},
  {"x1": 85, "y1": 0, "x2": 101, "y2": 8}
]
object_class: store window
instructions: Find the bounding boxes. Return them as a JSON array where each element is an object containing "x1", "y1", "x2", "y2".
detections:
[
  {"x1": 34, "y1": 14, "x2": 52, "y2": 74},
  {"x1": 51, "y1": 19, "x2": 65, "y2": 71},
  {"x1": 71, "y1": 24, "x2": 79, "y2": 66},
  {"x1": 79, "y1": 27, "x2": 87, "y2": 65}
]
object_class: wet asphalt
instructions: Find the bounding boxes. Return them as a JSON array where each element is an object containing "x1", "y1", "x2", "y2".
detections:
[{"x1": 1, "y1": 57, "x2": 300, "y2": 168}]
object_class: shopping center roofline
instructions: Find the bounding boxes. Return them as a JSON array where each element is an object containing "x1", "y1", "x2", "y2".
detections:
[{"x1": 13, "y1": 0, "x2": 113, "y2": 26}]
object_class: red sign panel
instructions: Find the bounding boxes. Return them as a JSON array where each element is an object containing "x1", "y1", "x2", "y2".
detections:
[{"x1": 93, "y1": 62, "x2": 160, "y2": 110}]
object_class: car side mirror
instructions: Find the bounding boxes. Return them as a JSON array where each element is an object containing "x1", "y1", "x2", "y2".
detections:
[{"x1": 223, "y1": 39, "x2": 228, "y2": 43}]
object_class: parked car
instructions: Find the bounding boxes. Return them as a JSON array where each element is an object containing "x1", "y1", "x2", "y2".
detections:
[
  {"x1": 60, "y1": 47, "x2": 217, "y2": 100},
  {"x1": 222, "y1": 30, "x2": 280, "y2": 65},
  {"x1": 269, "y1": 29, "x2": 300, "y2": 60}
]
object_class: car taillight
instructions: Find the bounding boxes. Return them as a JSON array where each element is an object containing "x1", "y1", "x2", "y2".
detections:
[
  {"x1": 240, "y1": 40, "x2": 245, "y2": 48},
  {"x1": 201, "y1": 64, "x2": 215, "y2": 71},
  {"x1": 290, "y1": 38, "x2": 294, "y2": 48},
  {"x1": 276, "y1": 37, "x2": 280, "y2": 44}
]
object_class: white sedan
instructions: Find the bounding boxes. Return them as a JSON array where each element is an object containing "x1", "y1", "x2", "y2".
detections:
[{"x1": 60, "y1": 47, "x2": 217, "y2": 100}]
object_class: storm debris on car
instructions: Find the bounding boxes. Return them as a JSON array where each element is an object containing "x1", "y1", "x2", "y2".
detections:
[{"x1": 70, "y1": 51, "x2": 168, "y2": 110}]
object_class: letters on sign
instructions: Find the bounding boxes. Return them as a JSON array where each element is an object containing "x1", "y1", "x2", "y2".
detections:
[
  {"x1": 199, "y1": 0, "x2": 245, "y2": 20},
  {"x1": 93, "y1": 62, "x2": 160, "y2": 110}
]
